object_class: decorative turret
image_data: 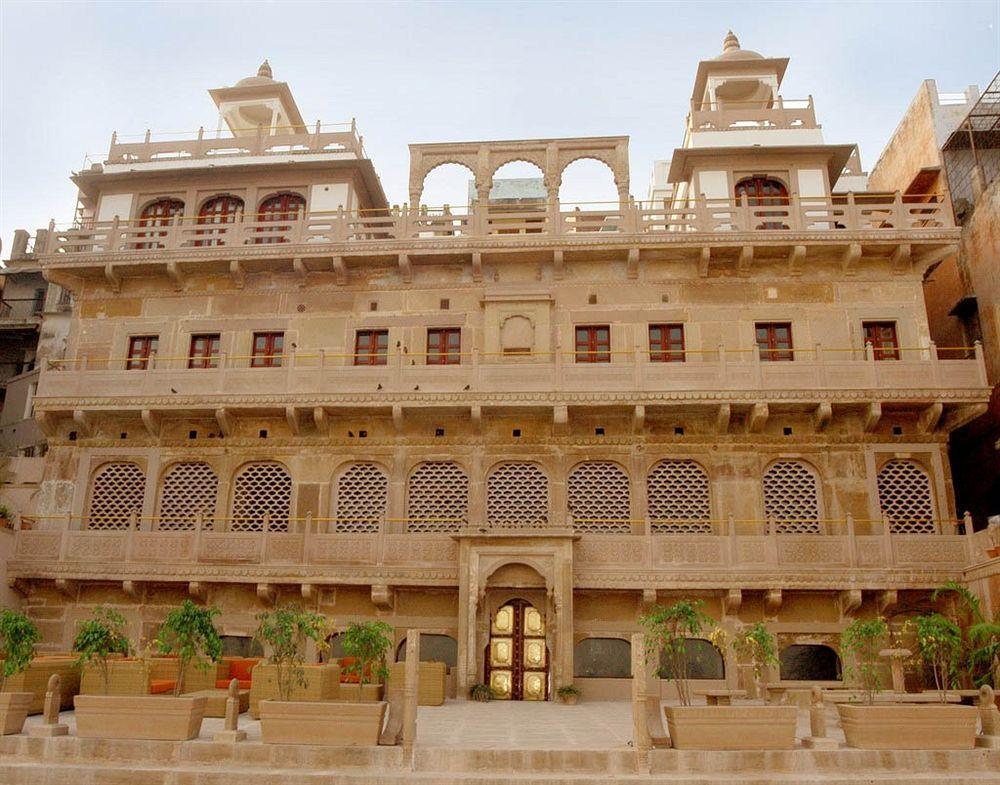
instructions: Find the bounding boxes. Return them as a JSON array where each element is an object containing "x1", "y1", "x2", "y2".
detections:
[
  {"x1": 208, "y1": 59, "x2": 306, "y2": 137},
  {"x1": 722, "y1": 30, "x2": 740, "y2": 54}
]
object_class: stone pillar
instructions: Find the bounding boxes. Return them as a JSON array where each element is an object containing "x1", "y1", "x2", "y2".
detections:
[
  {"x1": 213, "y1": 678, "x2": 246, "y2": 742},
  {"x1": 553, "y1": 553, "x2": 574, "y2": 693},
  {"x1": 455, "y1": 551, "x2": 478, "y2": 698},
  {"x1": 631, "y1": 632, "x2": 652, "y2": 755},
  {"x1": 28, "y1": 674, "x2": 68, "y2": 737},
  {"x1": 402, "y1": 630, "x2": 420, "y2": 764},
  {"x1": 801, "y1": 685, "x2": 837, "y2": 749}
]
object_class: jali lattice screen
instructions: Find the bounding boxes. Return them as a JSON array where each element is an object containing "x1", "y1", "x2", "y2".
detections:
[
  {"x1": 487, "y1": 462, "x2": 548, "y2": 528},
  {"x1": 86, "y1": 462, "x2": 146, "y2": 530},
  {"x1": 231, "y1": 462, "x2": 291, "y2": 532},
  {"x1": 567, "y1": 462, "x2": 631, "y2": 533},
  {"x1": 334, "y1": 463, "x2": 388, "y2": 533},
  {"x1": 157, "y1": 461, "x2": 219, "y2": 530},
  {"x1": 762, "y1": 460, "x2": 821, "y2": 534},
  {"x1": 407, "y1": 461, "x2": 469, "y2": 532},
  {"x1": 647, "y1": 459, "x2": 712, "y2": 534},
  {"x1": 877, "y1": 460, "x2": 936, "y2": 533}
]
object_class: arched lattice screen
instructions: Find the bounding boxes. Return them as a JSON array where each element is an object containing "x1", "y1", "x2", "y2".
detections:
[
  {"x1": 647, "y1": 459, "x2": 712, "y2": 534},
  {"x1": 567, "y1": 462, "x2": 630, "y2": 533},
  {"x1": 157, "y1": 462, "x2": 219, "y2": 530},
  {"x1": 334, "y1": 463, "x2": 388, "y2": 533},
  {"x1": 87, "y1": 462, "x2": 146, "y2": 530},
  {"x1": 407, "y1": 461, "x2": 468, "y2": 532},
  {"x1": 762, "y1": 460, "x2": 821, "y2": 534},
  {"x1": 487, "y1": 462, "x2": 548, "y2": 528},
  {"x1": 231, "y1": 462, "x2": 291, "y2": 532},
  {"x1": 877, "y1": 460, "x2": 935, "y2": 533}
]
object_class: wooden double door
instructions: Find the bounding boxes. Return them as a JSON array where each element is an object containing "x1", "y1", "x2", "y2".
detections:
[{"x1": 485, "y1": 599, "x2": 548, "y2": 700}]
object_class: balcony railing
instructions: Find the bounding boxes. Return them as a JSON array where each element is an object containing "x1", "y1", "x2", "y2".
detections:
[
  {"x1": 0, "y1": 297, "x2": 44, "y2": 322},
  {"x1": 37, "y1": 192, "x2": 955, "y2": 258},
  {"x1": 103, "y1": 122, "x2": 365, "y2": 165},
  {"x1": 37, "y1": 344, "x2": 988, "y2": 401},
  {"x1": 689, "y1": 97, "x2": 819, "y2": 132},
  {"x1": 7, "y1": 513, "x2": 982, "y2": 578}
]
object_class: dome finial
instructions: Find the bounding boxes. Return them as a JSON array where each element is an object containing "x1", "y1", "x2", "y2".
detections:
[
  {"x1": 257, "y1": 59, "x2": 272, "y2": 79},
  {"x1": 722, "y1": 30, "x2": 740, "y2": 53}
]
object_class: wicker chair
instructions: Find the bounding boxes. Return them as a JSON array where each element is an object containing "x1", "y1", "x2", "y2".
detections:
[
  {"x1": 248, "y1": 663, "x2": 341, "y2": 718},
  {"x1": 0, "y1": 657, "x2": 80, "y2": 713},
  {"x1": 387, "y1": 661, "x2": 447, "y2": 706}
]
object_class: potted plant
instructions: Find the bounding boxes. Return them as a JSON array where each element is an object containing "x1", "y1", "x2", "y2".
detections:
[
  {"x1": 0, "y1": 610, "x2": 39, "y2": 734},
  {"x1": 74, "y1": 603, "x2": 215, "y2": 740},
  {"x1": 641, "y1": 601, "x2": 795, "y2": 749},
  {"x1": 933, "y1": 581, "x2": 1000, "y2": 689},
  {"x1": 255, "y1": 607, "x2": 385, "y2": 746},
  {"x1": 729, "y1": 622, "x2": 778, "y2": 700},
  {"x1": 0, "y1": 504, "x2": 12, "y2": 530},
  {"x1": 470, "y1": 683, "x2": 493, "y2": 702},
  {"x1": 340, "y1": 620, "x2": 392, "y2": 702},
  {"x1": 556, "y1": 684, "x2": 581, "y2": 705},
  {"x1": 837, "y1": 616, "x2": 977, "y2": 749}
]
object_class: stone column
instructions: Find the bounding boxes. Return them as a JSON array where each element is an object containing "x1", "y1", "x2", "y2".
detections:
[{"x1": 402, "y1": 631, "x2": 420, "y2": 764}]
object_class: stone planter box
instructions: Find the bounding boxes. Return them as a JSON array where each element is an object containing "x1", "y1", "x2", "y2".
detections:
[
  {"x1": 0, "y1": 693, "x2": 33, "y2": 735},
  {"x1": 74, "y1": 694, "x2": 207, "y2": 740},
  {"x1": 338, "y1": 683, "x2": 384, "y2": 702},
  {"x1": 837, "y1": 703, "x2": 978, "y2": 749},
  {"x1": 663, "y1": 705, "x2": 797, "y2": 749},
  {"x1": 259, "y1": 700, "x2": 387, "y2": 745}
]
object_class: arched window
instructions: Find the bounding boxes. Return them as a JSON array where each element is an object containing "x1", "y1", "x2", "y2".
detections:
[
  {"x1": 647, "y1": 459, "x2": 712, "y2": 534},
  {"x1": 779, "y1": 644, "x2": 841, "y2": 681},
  {"x1": 658, "y1": 639, "x2": 725, "y2": 680},
  {"x1": 877, "y1": 460, "x2": 935, "y2": 533},
  {"x1": 157, "y1": 462, "x2": 219, "y2": 530},
  {"x1": 735, "y1": 176, "x2": 789, "y2": 230},
  {"x1": 762, "y1": 460, "x2": 821, "y2": 534},
  {"x1": 86, "y1": 462, "x2": 146, "y2": 530},
  {"x1": 231, "y1": 462, "x2": 291, "y2": 532},
  {"x1": 134, "y1": 198, "x2": 183, "y2": 249},
  {"x1": 406, "y1": 462, "x2": 468, "y2": 532},
  {"x1": 254, "y1": 192, "x2": 306, "y2": 244},
  {"x1": 487, "y1": 462, "x2": 548, "y2": 528},
  {"x1": 395, "y1": 633, "x2": 458, "y2": 668},
  {"x1": 567, "y1": 462, "x2": 630, "y2": 533},
  {"x1": 574, "y1": 638, "x2": 631, "y2": 678},
  {"x1": 195, "y1": 195, "x2": 244, "y2": 247},
  {"x1": 334, "y1": 463, "x2": 388, "y2": 533}
]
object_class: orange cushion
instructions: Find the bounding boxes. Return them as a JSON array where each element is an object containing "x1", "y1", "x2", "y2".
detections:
[
  {"x1": 149, "y1": 679, "x2": 176, "y2": 694},
  {"x1": 228, "y1": 658, "x2": 259, "y2": 682},
  {"x1": 338, "y1": 657, "x2": 372, "y2": 683}
]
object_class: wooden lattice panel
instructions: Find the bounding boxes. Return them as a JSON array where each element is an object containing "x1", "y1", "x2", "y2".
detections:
[
  {"x1": 877, "y1": 460, "x2": 936, "y2": 534},
  {"x1": 487, "y1": 462, "x2": 548, "y2": 528},
  {"x1": 157, "y1": 462, "x2": 218, "y2": 530},
  {"x1": 568, "y1": 462, "x2": 630, "y2": 533},
  {"x1": 334, "y1": 463, "x2": 388, "y2": 533},
  {"x1": 86, "y1": 462, "x2": 146, "y2": 530},
  {"x1": 407, "y1": 461, "x2": 469, "y2": 532},
  {"x1": 762, "y1": 461, "x2": 821, "y2": 534},
  {"x1": 231, "y1": 462, "x2": 291, "y2": 532},
  {"x1": 647, "y1": 460, "x2": 712, "y2": 534}
]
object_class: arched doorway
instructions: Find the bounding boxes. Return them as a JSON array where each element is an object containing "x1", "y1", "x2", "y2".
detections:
[
  {"x1": 485, "y1": 598, "x2": 548, "y2": 700},
  {"x1": 734, "y1": 176, "x2": 788, "y2": 230}
]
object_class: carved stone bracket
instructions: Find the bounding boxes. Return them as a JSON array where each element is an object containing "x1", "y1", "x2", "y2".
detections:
[
  {"x1": 723, "y1": 588, "x2": 743, "y2": 615},
  {"x1": 285, "y1": 406, "x2": 301, "y2": 436},
  {"x1": 54, "y1": 578, "x2": 76, "y2": 599},
  {"x1": 292, "y1": 257, "x2": 307, "y2": 287},
  {"x1": 122, "y1": 580, "x2": 141, "y2": 598},
  {"x1": 229, "y1": 260, "x2": 245, "y2": 289},
  {"x1": 627, "y1": 248, "x2": 639, "y2": 279},
  {"x1": 72, "y1": 410, "x2": 95, "y2": 438},
  {"x1": 332, "y1": 255, "x2": 347, "y2": 285},
  {"x1": 864, "y1": 402, "x2": 882, "y2": 433},
  {"x1": 256, "y1": 583, "x2": 276, "y2": 605},
  {"x1": 188, "y1": 581, "x2": 207, "y2": 601},
  {"x1": 8, "y1": 578, "x2": 30, "y2": 597},
  {"x1": 398, "y1": 253, "x2": 412, "y2": 284},
  {"x1": 471, "y1": 252, "x2": 483, "y2": 282},
  {"x1": 301, "y1": 583, "x2": 315, "y2": 601},
  {"x1": 215, "y1": 408, "x2": 233, "y2": 437},
  {"x1": 748, "y1": 402, "x2": 769, "y2": 433},
  {"x1": 104, "y1": 263, "x2": 121, "y2": 293},
  {"x1": 788, "y1": 245, "x2": 806, "y2": 277},
  {"x1": 891, "y1": 243, "x2": 912, "y2": 274},
  {"x1": 553, "y1": 404, "x2": 569, "y2": 434},
  {"x1": 632, "y1": 405, "x2": 645, "y2": 434},
  {"x1": 640, "y1": 588, "x2": 657, "y2": 611},
  {"x1": 371, "y1": 584, "x2": 394, "y2": 610},
  {"x1": 165, "y1": 260, "x2": 185, "y2": 291},
  {"x1": 140, "y1": 409, "x2": 161, "y2": 439},
  {"x1": 839, "y1": 588, "x2": 863, "y2": 619},
  {"x1": 737, "y1": 245, "x2": 754, "y2": 276},
  {"x1": 764, "y1": 588, "x2": 782, "y2": 616},
  {"x1": 698, "y1": 247, "x2": 711, "y2": 278},
  {"x1": 716, "y1": 403, "x2": 731, "y2": 434},
  {"x1": 392, "y1": 404, "x2": 404, "y2": 434},
  {"x1": 876, "y1": 589, "x2": 898, "y2": 617},
  {"x1": 918, "y1": 402, "x2": 943, "y2": 434},
  {"x1": 553, "y1": 249, "x2": 564, "y2": 280},
  {"x1": 312, "y1": 406, "x2": 329, "y2": 436},
  {"x1": 840, "y1": 242, "x2": 862, "y2": 275},
  {"x1": 813, "y1": 402, "x2": 832, "y2": 432}
]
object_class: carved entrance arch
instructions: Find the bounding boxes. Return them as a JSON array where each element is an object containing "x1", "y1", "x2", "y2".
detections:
[{"x1": 409, "y1": 136, "x2": 630, "y2": 207}]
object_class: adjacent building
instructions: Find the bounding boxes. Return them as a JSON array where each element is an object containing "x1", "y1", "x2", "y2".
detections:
[{"x1": 3, "y1": 37, "x2": 996, "y2": 701}]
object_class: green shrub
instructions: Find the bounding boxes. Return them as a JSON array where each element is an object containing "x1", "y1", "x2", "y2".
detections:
[
  {"x1": 157, "y1": 600, "x2": 223, "y2": 696},
  {"x1": 73, "y1": 607, "x2": 131, "y2": 695},
  {"x1": 0, "y1": 610, "x2": 39, "y2": 691}
]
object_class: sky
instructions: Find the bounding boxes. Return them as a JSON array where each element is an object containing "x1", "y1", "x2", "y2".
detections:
[{"x1": 1, "y1": 0, "x2": 998, "y2": 247}]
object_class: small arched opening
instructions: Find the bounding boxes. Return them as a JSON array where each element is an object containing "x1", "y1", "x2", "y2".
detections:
[
  {"x1": 559, "y1": 158, "x2": 620, "y2": 233},
  {"x1": 779, "y1": 644, "x2": 841, "y2": 681},
  {"x1": 574, "y1": 637, "x2": 631, "y2": 678}
]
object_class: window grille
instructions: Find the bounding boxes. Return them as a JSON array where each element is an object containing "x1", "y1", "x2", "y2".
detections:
[
  {"x1": 406, "y1": 461, "x2": 468, "y2": 532},
  {"x1": 157, "y1": 462, "x2": 218, "y2": 530},
  {"x1": 87, "y1": 462, "x2": 145, "y2": 530},
  {"x1": 762, "y1": 460, "x2": 821, "y2": 533},
  {"x1": 567, "y1": 462, "x2": 630, "y2": 533},
  {"x1": 334, "y1": 463, "x2": 388, "y2": 533},
  {"x1": 877, "y1": 460, "x2": 936, "y2": 533},
  {"x1": 647, "y1": 459, "x2": 712, "y2": 534},
  {"x1": 231, "y1": 462, "x2": 291, "y2": 532},
  {"x1": 487, "y1": 462, "x2": 548, "y2": 528}
]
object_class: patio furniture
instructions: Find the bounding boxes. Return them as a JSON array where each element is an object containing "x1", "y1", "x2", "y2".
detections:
[{"x1": 248, "y1": 663, "x2": 341, "y2": 718}]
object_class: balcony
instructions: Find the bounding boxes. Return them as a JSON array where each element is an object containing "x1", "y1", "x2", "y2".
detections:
[
  {"x1": 689, "y1": 97, "x2": 819, "y2": 132},
  {"x1": 34, "y1": 346, "x2": 988, "y2": 423},
  {"x1": 6, "y1": 514, "x2": 984, "y2": 592},
  {"x1": 34, "y1": 192, "x2": 956, "y2": 265},
  {"x1": 102, "y1": 122, "x2": 366, "y2": 166},
  {"x1": 0, "y1": 297, "x2": 44, "y2": 329}
]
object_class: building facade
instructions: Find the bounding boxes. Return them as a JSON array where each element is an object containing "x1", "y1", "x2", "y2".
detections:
[{"x1": 3, "y1": 39, "x2": 996, "y2": 701}]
